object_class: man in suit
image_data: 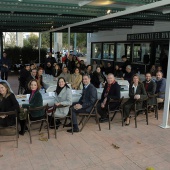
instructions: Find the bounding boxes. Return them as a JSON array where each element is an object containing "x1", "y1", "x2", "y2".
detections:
[
  {"x1": 143, "y1": 72, "x2": 156, "y2": 106},
  {"x1": 97, "y1": 74, "x2": 120, "y2": 123},
  {"x1": 155, "y1": 71, "x2": 166, "y2": 103},
  {"x1": 67, "y1": 74, "x2": 97, "y2": 133}
]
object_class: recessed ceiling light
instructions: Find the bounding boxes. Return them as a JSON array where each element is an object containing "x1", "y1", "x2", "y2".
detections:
[{"x1": 18, "y1": 0, "x2": 23, "y2": 2}]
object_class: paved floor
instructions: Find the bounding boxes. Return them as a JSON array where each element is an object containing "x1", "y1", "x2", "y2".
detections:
[{"x1": 0, "y1": 75, "x2": 170, "y2": 170}]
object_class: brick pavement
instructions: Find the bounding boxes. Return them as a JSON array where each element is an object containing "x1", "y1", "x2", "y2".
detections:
[{"x1": 0, "y1": 75, "x2": 169, "y2": 170}]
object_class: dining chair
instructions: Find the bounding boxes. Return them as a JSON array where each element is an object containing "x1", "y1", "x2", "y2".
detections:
[
  {"x1": 0, "y1": 111, "x2": 18, "y2": 148},
  {"x1": 50, "y1": 105, "x2": 73, "y2": 139},
  {"x1": 126, "y1": 98, "x2": 148, "y2": 128},
  {"x1": 27, "y1": 104, "x2": 49, "y2": 144},
  {"x1": 107, "y1": 97, "x2": 124, "y2": 130},
  {"x1": 78, "y1": 100, "x2": 101, "y2": 132}
]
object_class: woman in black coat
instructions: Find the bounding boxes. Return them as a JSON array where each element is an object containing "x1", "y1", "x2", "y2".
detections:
[
  {"x1": 52, "y1": 64, "x2": 62, "y2": 77},
  {"x1": 123, "y1": 74, "x2": 147, "y2": 125},
  {"x1": 0, "y1": 82, "x2": 20, "y2": 127},
  {"x1": 19, "y1": 79, "x2": 43, "y2": 135},
  {"x1": 91, "y1": 66, "x2": 106, "y2": 88}
]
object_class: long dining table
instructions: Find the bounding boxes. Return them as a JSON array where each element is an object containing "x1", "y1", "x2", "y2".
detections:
[{"x1": 16, "y1": 87, "x2": 129, "y2": 107}]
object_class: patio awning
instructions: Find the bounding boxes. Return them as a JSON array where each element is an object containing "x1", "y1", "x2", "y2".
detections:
[{"x1": 0, "y1": 0, "x2": 170, "y2": 32}]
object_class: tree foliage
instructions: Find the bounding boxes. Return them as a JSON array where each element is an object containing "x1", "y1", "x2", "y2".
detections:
[
  {"x1": 23, "y1": 33, "x2": 39, "y2": 48},
  {"x1": 62, "y1": 33, "x2": 87, "y2": 53},
  {"x1": 4, "y1": 46, "x2": 47, "y2": 65}
]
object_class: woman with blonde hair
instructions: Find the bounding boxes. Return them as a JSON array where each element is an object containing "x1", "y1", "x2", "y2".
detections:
[
  {"x1": 19, "y1": 79, "x2": 43, "y2": 135},
  {"x1": 0, "y1": 82, "x2": 19, "y2": 127}
]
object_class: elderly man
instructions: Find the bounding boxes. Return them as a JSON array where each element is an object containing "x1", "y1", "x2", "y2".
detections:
[
  {"x1": 143, "y1": 72, "x2": 156, "y2": 106},
  {"x1": 97, "y1": 73, "x2": 120, "y2": 123},
  {"x1": 123, "y1": 65, "x2": 133, "y2": 83},
  {"x1": 58, "y1": 67, "x2": 70, "y2": 83},
  {"x1": 155, "y1": 71, "x2": 166, "y2": 103},
  {"x1": 67, "y1": 74, "x2": 97, "y2": 133}
]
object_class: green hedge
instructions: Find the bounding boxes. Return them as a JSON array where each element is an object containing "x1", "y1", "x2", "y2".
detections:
[{"x1": 4, "y1": 46, "x2": 47, "y2": 65}]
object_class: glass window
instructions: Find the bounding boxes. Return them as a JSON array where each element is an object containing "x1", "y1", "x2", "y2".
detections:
[
  {"x1": 103, "y1": 43, "x2": 114, "y2": 59},
  {"x1": 133, "y1": 43, "x2": 151, "y2": 63},
  {"x1": 92, "y1": 43, "x2": 102, "y2": 59},
  {"x1": 117, "y1": 43, "x2": 125, "y2": 61}
]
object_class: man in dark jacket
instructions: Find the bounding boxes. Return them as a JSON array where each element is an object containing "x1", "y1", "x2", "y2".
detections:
[
  {"x1": 67, "y1": 54, "x2": 75, "y2": 74},
  {"x1": 45, "y1": 62, "x2": 53, "y2": 75},
  {"x1": 120, "y1": 55, "x2": 131, "y2": 73},
  {"x1": 24, "y1": 68, "x2": 37, "y2": 94},
  {"x1": 105, "y1": 62, "x2": 113, "y2": 75},
  {"x1": 19, "y1": 65, "x2": 31, "y2": 90},
  {"x1": 0, "y1": 52, "x2": 11, "y2": 80},
  {"x1": 45, "y1": 52, "x2": 56, "y2": 69},
  {"x1": 97, "y1": 74, "x2": 120, "y2": 122},
  {"x1": 143, "y1": 72, "x2": 156, "y2": 105},
  {"x1": 67, "y1": 74, "x2": 97, "y2": 133},
  {"x1": 155, "y1": 71, "x2": 166, "y2": 103}
]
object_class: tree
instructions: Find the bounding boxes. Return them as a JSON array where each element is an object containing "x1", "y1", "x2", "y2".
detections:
[
  {"x1": 3, "y1": 32, "x2": 16, "y2": 47},
  {"x1": 41, "y1": 32, "x2": 54, "y2": 48},
  {"x1": 62, "y1": 33, "x2": 87, "y2": 53},
  {"x1": 23, "y1": 33, "x2": 39, "y2": 48}
]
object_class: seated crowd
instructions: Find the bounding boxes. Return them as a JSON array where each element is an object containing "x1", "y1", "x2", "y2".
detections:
[{"x1": 0, "y1": 53, "x2": 166, "y2": 135}]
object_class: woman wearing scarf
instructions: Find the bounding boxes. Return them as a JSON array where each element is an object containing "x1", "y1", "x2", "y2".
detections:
[
  {"x1": 19, "y1": 79, "x2": 43, "y2": 135},
  {"x1": 54, "y1": 77, "x2": 72, "y2": 119},
  {"x1": 91, "y1": 66, "x2": 106, "y2": 88},
  {"x1": 97, "y1": 74, "x2": 120, "y2": 123}
]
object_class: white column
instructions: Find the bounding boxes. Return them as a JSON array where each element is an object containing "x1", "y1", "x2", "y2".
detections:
[
  {"x1": 86, "y1": 33, "x2": 91, "y2": 64},
  {"x1": 68, "y1": 27, "x2": 70, "y2": 54},
  {"x1": 16, "y1": 32, "x2": 23, "y2": 47},
  {"x1": 54, "y1": 33, "x2": 58, "y2": 59},
  {"x1": 74, "y1": 33, "x2": 77, "y2": 53},
  {"x1": 38, "y1": 32, "x2": 41, "y2": 64},
  {"x1": 159, "y1": 39, "x2": 170, "y2": 129}
]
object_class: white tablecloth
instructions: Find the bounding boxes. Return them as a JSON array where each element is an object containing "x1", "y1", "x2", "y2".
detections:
[{"x1": 17, "y1": 89, "x2": 129, "y2": 107}]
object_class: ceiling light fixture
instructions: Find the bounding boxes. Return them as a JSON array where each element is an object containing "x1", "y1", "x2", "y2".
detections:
[
  {"x1": 162, "y1": 9, "x2": 170, "y2": 14},
  {"x1": 78, "y1": 0, "x2": 93, "y2": 7},
  {"x1": 107, "y1": 10, "x2": 111, "y2": 14}
]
